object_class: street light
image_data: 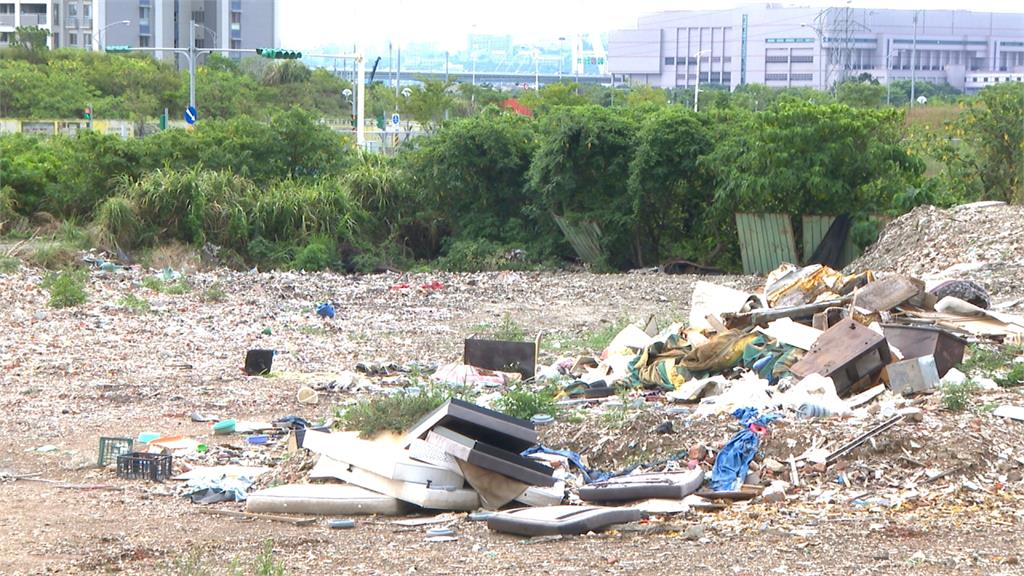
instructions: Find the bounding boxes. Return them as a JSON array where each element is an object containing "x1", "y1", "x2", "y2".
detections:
[
  {"x1": 96, "y1": 19, "x2": 130, "y2": 52},
  {"x1": 693, "y1": 49, "x2": 710, "y2": 112},
  {"x1": 801, "y1": 22, "x2": 825, "y2": 91}
]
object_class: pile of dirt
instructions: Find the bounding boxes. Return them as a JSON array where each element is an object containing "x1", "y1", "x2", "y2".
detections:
[{"x1": 848, "y1": 203, "x2": 1024, "y2": 302}]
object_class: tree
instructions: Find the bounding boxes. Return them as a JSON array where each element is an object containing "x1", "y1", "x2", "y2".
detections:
[
  {"x1": 943, "y1": 83, "x2": 1024, "y2": 203},
  {"x1": 627, "y1": 107, "x2": 714, "y2": 264},
  {"x1": 836, "y1": 80, "x2": 886, "y2": 108},
  {"x1": 527, "y1": 105, "x2": 641, "y2": 268},
  {"x1": 400, "y1": 109, "x2": 538, "y2": 256},
  {"x1": 704, "y1": 101, "x2": 924, "y2": 219},
  {"x1": 12, "y1": 26, "x2": 49, "y2": 63},
  {"x1": 403, "y1": 78, "x2": 456, "y2": 132}
]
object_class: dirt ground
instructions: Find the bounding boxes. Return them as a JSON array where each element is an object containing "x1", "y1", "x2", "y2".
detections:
[{"x1": 1, "y1": 268, "x2": 1022, "y2": 575}]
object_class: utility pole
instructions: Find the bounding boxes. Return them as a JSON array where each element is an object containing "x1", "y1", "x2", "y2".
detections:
[
  {"x1": 188, "y1": 19, "x2": 196, "y2": 110},
  {"x1": 910, "y1": 10, "x2": 919, "y2": 109},
  {"x1": 694, "y1": 49, "x2": 710, "y2": 112}
]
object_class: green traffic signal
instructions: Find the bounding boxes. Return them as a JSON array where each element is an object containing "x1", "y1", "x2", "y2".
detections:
[
  {"x1": 256, "y1": 47, "x2": 301, "y2": 59},
  {"x1": 105, "y1": 45, "x2": 132, "y2": 53}
]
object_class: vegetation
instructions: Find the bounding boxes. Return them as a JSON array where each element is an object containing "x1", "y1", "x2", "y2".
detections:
[
  {"x1": 962, "y1": 344, "x2": 1024, "y2": 388},
  {"x1": 941, "y1": 378, "x2": 978, "y2": 412},
  {"x1": 117, "y1": 293, "x2": 151, "y2": 313},
  {"x1": 2, "y1": 39, "x2": 1021, "y2": 273},
  {"x1": 41, "y1": 267, "x2": 88, "y2": 308},
  {"x1": 493, "y1": 383, "x2": 560, "y2": 420},
  {"x1": 338, "y1": 383, "x2": 473, "y2": 438}
]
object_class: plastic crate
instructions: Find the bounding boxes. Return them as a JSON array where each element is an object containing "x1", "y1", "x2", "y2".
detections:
[
  {"x1": 116, "y1": 452, "x2": 173, "y2": 482},
  {"x1": 97, "y1": 437, "x2": 134, "y2": 467}
]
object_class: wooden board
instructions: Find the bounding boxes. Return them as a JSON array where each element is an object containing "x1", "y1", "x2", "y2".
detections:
[
  {"x1": 403, "y1": 398, "x2": 538, "y2": 453},
  {"x1": 735, "y1": 213, "x2": 798, "y2": 275},
  {"x1": 425, "y1": 427, "x2": 556, "y2": 487}
]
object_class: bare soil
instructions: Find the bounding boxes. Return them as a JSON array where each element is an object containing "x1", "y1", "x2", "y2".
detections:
[{"x1": 1, "y1": 267, "x2": 1022, "y2": 575}]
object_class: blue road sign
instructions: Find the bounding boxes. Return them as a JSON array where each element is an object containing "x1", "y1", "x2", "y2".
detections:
[
  {"x1": 391, "y1": 113, "x2": 400, "y2": 125},
  {"x1": 184, "y1": 106, "x2": 198, "y2": 125}
]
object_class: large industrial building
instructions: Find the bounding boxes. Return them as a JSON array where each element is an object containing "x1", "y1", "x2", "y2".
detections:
[
  {"x1": 608, "y1": 6, "x2": 1024, "y2": 93},
  {"x1": 0, "y1": 0, "x2": 277, "y2": 58}
]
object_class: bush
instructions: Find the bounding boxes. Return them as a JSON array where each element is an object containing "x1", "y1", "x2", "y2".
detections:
[
  {"x1": 41, "y1": 267, "x2": 88, "y2": 308},
  {"x1": 93, "y1": 196, "x2": 142, "y2": 250},
  {"x1": 26, "y1": 242, "x2": 79, "y2": 269},
  {"x1": 291, "y1": 236, "x2": 336, "y2": 271},
  {"x1": 0, "y1": 256, "x2": 20, "y2": 274}
]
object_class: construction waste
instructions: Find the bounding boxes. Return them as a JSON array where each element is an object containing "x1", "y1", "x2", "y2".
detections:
[{"x1": 101, "y1": 257, "x2": 1024, "y2": 538}]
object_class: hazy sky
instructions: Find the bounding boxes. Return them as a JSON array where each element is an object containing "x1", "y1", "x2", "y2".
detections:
[{"x1": 279, "y1": 0, "x2": 1022, "y2": 52}]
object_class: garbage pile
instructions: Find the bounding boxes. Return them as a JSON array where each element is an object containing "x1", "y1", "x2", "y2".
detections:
[{"x1": 61, "y1": 258, "x2": 1024, "y2": 539}]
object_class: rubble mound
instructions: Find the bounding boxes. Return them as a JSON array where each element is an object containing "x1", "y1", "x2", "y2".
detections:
[{"x1": 848, "y1": 203, "x2": 1024, "y2": 301}]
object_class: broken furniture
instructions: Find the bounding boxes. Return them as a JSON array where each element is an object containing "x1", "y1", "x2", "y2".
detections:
[
  {"x1": 302, "y1": 430, "x2": 464, "y2": 487},
  {"x1": 791, "y1": 318, "x2": 892, "y2": 397},
  {"x1": 882, "y1": 324, "x2": 966, "y2": 378},
  {"x1": 425, "y1": 427, "x2": 556, "y2": 487},
  {"x1": 464, "y1": 334, "x2": 540, "y2": 380},
  {"x1": 404, "y1": 398, "x2": 538, "y2": 454},
  {"x1": 486, "y1": 505, "x2": 642, "y2": 536},
  {"x1": 579, "y1": 469, "x2": 704, "y2": 502}
]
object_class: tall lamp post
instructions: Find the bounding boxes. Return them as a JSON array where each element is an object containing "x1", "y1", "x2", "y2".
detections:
[
  {"x1": 693, "y1": 49, "x2": 711, "y2": 112},
  {"x1": 801, "y1": 22, "x2": 825, "y2": 91},
  {"x1": 95, "y1": 19, "x2": 130, "y2": 52}
]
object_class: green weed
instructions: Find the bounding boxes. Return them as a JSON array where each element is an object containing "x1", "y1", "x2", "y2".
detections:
[
  {"x1": 493, "y1": 383, "x2": 560, "y2": 421},
  {"x1": 41, "y1": 268, "x2": 87, "y2": 308},
  {"x1": 203, "y1": 282, "x2": 226, "y2": 302},
  {"x1": 26, "y1": 242, "x2": 78, "y2": 270},
  {"x1": 142, "y1": 276, "x2": 191, "y2": 295},
  {"x1": 117, "y1": 294, "x2": 151, "y2": 313},
  {"x1": 471, "y1": 312, "x2": 527, "y2": 341},
  {"x1": 54, "y1": 220, "x2": 91, "y2": 249},
  {"x1": 962, "y1": 344, "x2": 1024, "y2": 388},
  {"x1": 339, "y1": 383, "x2": 474, "y2": 438},
  {"x1": 297, "y1": 325, "x2": 327, "y2": 336},
  {"x1": 0, "y1": 256, "x2": 19, "y2": 274},
  {"x1": 941, "y1": 379, "x2": 977, "y2": 412}
]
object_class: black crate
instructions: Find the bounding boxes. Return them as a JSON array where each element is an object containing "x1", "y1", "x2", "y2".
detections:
[
  {"x1": 97, "y1": 437, "x2": 134, "y2": 467},
  {"x1": 116, "y1": 452, "x2": 173, "y2": 482}
]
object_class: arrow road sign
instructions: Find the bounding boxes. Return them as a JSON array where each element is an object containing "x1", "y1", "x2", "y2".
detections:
[{"x1": 184, "y1": 106, "x2": 198, "y2": 125}]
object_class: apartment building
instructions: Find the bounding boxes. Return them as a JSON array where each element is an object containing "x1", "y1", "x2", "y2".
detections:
[
  {"x1": 1, "y1": 0, "x2": 277, "y2": 60},
  {"x1": 608, "y1": 6, "x2": 1024, "y2": 93}
]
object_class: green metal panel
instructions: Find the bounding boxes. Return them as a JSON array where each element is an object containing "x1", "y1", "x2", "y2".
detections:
[
  {"x1": 552, "y1": 214, "x2": 605, "y2": 267},
  {"x1": 735, "y1": 213, "x2": 797, "y2": 275}
]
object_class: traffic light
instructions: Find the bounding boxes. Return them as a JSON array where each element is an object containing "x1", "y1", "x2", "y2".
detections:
[
  {"x1": 84, "y1": 106, "x2": 92, "y2": 121},
  {"x1": 256, "y1": 47, "x2": 302, "y2": 59},
  {"x1": 105, "y1": 45, "x2": 132, "y2": 53}
]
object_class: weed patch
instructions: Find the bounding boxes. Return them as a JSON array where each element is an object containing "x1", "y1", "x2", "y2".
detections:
[
  {"x1": 0, "y1": 256, "x2": 19, "y2": 274},
  {"x1": 41, "y1": 268, "x2": 87, "y2": 308},
  {"x1": 962, "y1": 344, "x2": 1024, "y2": 388},
  {"x1": 493, "y1": 383, "x2": 560, "y2": 420},
  {"x1": 941, "y1": 379, "x2": 977, "y2": 412},
  {"x1": 142, "y1": 276, "x2": 191, "y2": 295},
  {"x1": 339, "y1": 383, "x2": 473, "y2": 438},
  {"x1": 202, "y1": 282, "x2": 226, "y2": 302},
  {"x1": 118, "y1": 294, "x2": 151, "y2": 313}
]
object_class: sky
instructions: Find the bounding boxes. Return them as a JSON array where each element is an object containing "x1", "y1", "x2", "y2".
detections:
[{"x1": 278, "y1": 0, "x2": 1023, "y2": 53}]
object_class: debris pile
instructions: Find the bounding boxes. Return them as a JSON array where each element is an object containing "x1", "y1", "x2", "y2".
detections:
[{"x1": 849, "y1": 202, "x2": 1024, "y2": 301}]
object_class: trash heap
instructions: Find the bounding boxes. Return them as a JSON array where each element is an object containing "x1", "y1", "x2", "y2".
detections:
[{"x1": 68, "y1": 252, "x2": 1023, "y2": 539}]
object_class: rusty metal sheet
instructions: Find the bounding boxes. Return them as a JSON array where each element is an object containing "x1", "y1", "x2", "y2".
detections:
[
  {"x1": 791, "y1": 318, "x2": 892, "y2": 397},
  {"x1": 853, "y1": 275, "x2": 923, "y2": 313}
]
